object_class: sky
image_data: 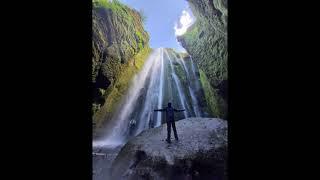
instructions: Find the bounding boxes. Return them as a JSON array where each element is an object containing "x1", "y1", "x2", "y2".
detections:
[{"x1": 119, "y1": 0, "x2": 195, "y2": 52}]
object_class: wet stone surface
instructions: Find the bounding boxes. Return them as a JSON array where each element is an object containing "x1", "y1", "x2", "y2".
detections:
[{"x1": 111, "y1": 118, "x2": 228, "y2": 180}]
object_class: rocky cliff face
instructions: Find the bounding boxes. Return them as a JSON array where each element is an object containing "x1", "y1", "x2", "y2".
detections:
[
  {"x1": 92, "y1": 0, "x2": 151, "y2": 128},
  {"x1": 178, "y1": 0, "x2": 228, "y2": 119},
  {"x1": 111, "y1": 118, "x2": 227, "y2": 180}
]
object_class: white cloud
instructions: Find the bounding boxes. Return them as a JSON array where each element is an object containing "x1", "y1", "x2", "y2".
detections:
[{"x1": 174, "y1": 10, "x2": 195, "y2": 36}]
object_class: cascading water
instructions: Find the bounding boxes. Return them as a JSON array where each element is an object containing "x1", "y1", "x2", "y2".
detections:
[
  {"x1": 190, "y1": 56, "x2": 197, "y2": 77},
  {"x1": 155, "y1": 48, "x2": 165, "y2": 127},
  {"x1": 164, "y1": 50, "x2": 189, "y2": 118},
  {"x1": 93, "y1": 48, "x2": 207, "y2": 148},
  {"x1": 172, "y1": 52, "x2": 202, "y2": 117}
]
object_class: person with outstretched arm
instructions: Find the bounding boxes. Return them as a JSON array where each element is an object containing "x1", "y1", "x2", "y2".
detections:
[{"x1": 154, "y1": 102, "x2": 185, "y2": 143}]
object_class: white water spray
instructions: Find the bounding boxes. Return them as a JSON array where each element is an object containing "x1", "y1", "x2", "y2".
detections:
[
  {"x1": 164, "y1": 49, "x2": 189, "y2": 118},
  {"x1": 93, "y1": 48, "x2": 206, "y2": 148},
  {"x1": 155, "y1": 48, "x2": 165, "y2": 126},
  {"x1": 175, "y1": 53, "x2": 201, "y2": 117}
]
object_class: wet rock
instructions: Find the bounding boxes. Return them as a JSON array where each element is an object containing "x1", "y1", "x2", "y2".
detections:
[
  {"x1": 111, "y1": 118, "x2": 227, "y2": 180},
  {"x1": 92, "y1": 1, "x2": 150, "y2": 125},
  {"x1": 178, "y1": 0, "x2": 228, "y2": 119}
]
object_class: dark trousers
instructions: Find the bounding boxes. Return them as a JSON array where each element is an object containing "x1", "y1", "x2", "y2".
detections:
[{"x1": 167, "y1": 121, "x2": 178, "y2": 140}]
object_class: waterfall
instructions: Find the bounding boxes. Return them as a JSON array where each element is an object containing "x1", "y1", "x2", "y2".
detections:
[
  {"x1": 171, "y1": 52, "x2": 201, "y2": 117},
  {"x1": 93, "y1": 48, "x2": 207, "y2": 148},
  {"x1": 190, "y1": 56, "x2": 197, "y2": 77},
  {"x1": 164, "y1": 49, "x2": 189, "y2": 118},
  {"x1": 155, "y1": 48, "x2": 165, "y2": 127},
  {"x1": 93, "y1": 49, "x2": 162, "y2": 147}
]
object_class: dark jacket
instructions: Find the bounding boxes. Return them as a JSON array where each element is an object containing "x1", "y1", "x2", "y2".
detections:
[{"x1": 154, "y1": 106, "x2": 184, "y2": 122}]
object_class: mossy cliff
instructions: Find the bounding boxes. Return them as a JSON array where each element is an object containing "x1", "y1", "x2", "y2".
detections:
[
  {"x1": 92, "y1": 0, "x2": 151, "y2": 128},
  {"x1": 178, "y1": 0, "x2": 228, "y2": 119}
]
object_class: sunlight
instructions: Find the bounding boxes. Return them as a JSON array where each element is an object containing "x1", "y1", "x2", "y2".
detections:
[{"x1": 174, "y1": 10, "x2": 195, "y2": 36}]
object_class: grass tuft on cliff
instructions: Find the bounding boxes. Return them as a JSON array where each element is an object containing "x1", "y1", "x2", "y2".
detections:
[{"x1": 199, "y1": 69, "x2": 226, "y2": 119}]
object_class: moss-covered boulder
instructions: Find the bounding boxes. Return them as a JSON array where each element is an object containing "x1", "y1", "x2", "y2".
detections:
[
  {"x1": 92, "y1": 0, "x2": 151, "y2": 129},
  {"x1": 178, "y1": 0, "x2": 228, "y2": 119}
]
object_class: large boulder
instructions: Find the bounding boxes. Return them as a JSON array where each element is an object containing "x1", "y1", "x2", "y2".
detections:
[{"x1": 111, "y1": 118, "x2": 227, "y2": 180}]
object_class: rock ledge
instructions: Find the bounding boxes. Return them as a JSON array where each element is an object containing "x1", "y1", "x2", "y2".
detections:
[{"x1": 111, "y1": 118, "x2": 228, "y2": 180}]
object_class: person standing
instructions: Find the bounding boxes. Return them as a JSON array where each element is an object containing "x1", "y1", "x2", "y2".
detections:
[{"x1": 154, "y1": 102, "x2": 185, "y2": 143}]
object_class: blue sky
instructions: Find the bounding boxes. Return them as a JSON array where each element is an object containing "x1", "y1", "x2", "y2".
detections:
[{"x1": 119, "y1": 0, "x2": 195, "y2": 52}]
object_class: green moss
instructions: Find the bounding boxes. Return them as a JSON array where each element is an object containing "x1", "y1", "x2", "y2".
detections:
[
  {"x1": 199, "y1": 69, "x2": 226, "y2": 118},
  {"x1": 93, "y1": 47, "x2": 151, "y2": 126},
  {"x1": 135, "y1": 31, "x2": 143, "y2": 40},
  {"x1": 134, "y1": 47, "x2": 151, "y2": 69},
  {"x1": 104, "y1": 57, "x2": 122, "y2": 85},
  {"x1": 92, "y1": 0, "x2": 151, "y2": 128},
  {"x1": 183, "y1": 24, "x2": 199, "y2": 43},
  {"x1": 174, "y1": 64, "x2": 187, "y2": 84},
  {"x1": 94, "y1": 0, "x2": 133, "y2": 23},
  {"x1": 178, "y1": 1, "x2": 228, "y2": 119},
  {"x1": 135, "y1": 31, "x2": 145, "y2": 51},
  {"x1": 94, "y1": 0, "x2": 122, "y2": 10},
  {"x1": 179, "y1": 0, "x2": 228, "y2": 88}
]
